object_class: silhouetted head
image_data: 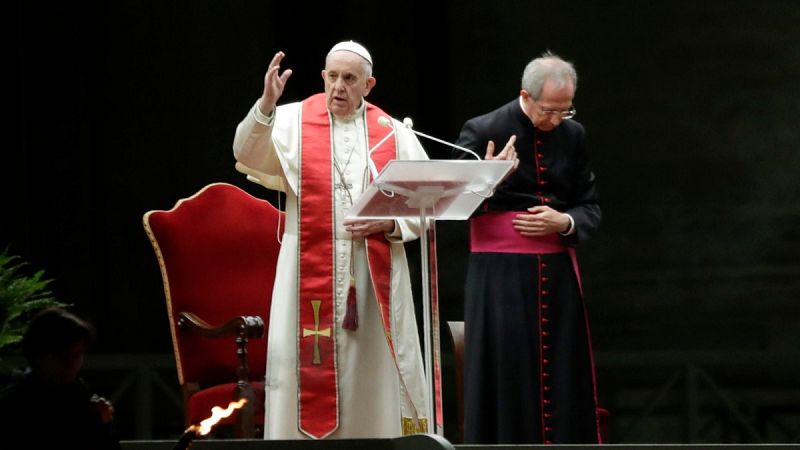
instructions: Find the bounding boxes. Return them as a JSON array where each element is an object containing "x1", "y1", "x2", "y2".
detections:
[{"x1": 22, "y1": 307, "x2": 96, "y2": 385}]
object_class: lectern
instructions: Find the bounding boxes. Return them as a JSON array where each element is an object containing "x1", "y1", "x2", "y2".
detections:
[{"x1": 346, "y1": 159, "x2": 514, "y2": 436}]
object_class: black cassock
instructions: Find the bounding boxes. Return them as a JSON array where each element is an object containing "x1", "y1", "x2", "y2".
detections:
[{"x1": 454, "y1": 99, "x2": 602, "y2": 444}]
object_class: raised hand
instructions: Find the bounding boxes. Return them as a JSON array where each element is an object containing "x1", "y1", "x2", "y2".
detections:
[
  {"x1": 259, "y1": 51, "x2": 293, "y2": 115},
  {"x1": 485, "y1": 135, "x2": 519, "y2": 170}
]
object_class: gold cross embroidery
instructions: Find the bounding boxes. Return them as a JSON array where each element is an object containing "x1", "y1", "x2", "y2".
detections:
[{"x1": 302, "y1": 299, "x2": 331, "y2": 364}]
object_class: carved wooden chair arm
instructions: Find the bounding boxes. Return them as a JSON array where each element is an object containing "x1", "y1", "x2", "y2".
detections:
[
  {"x1": 176, "y1": 311, "x2": 264, "y2": 438},
  {"x1": 177, "y1": 311, "x2": 265, "y2": 340}
]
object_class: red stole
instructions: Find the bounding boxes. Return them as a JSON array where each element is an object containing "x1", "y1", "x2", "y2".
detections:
[{"x1": 297, "y1": 93, "x2": 396, "y2": 438}]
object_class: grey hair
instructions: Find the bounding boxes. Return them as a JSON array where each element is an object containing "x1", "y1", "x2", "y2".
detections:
[
  {"x1": 362, "y1": 58, "x2": 373, "y2": 78},
  {"x1": 521, "y1": 50, "x2": 577, "y2": 100}
]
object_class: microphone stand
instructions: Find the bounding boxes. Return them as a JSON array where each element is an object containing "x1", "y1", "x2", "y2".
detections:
[{"x1": 400, "y1": 118, "x2": 483, "y2": 160}]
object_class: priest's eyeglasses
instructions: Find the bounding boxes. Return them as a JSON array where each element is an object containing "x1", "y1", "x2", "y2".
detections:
[{"x1": 536, "y1": 102, "x2": 577, "y2": 119}]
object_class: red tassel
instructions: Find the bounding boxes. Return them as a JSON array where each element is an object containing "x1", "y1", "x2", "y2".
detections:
[{"x1": 342, "y1": 278, "x2": 358, "y2": 330}]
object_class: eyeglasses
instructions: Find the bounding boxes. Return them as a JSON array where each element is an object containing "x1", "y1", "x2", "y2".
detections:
[{"x1": 535, "y1": 102, "x2": 577, "y2": 119}]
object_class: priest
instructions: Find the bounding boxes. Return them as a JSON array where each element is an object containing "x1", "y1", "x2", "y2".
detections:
[{"x1": 454, "y1": 51, "x2": 603, "y2": 444}]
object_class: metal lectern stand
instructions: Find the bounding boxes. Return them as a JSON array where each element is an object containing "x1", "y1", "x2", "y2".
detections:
[{"x1": 346, "y1": 159, "x2": 514, "y2": 436}]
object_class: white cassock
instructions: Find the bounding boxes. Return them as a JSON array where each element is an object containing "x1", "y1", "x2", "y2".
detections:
[{"x1": 233, "y1": 98, "x2": 430, "y2": 439}]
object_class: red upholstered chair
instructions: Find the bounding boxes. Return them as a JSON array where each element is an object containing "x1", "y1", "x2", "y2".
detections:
[{"x1": 143, "y1": 183, "x2": 283, "y2": 438}]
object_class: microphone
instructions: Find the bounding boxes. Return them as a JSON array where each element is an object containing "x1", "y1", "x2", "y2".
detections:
[
  {"x1": 366, "y1": 116, "x2": 397, "y2": 180},
  {"x1": 401, "y1": 117, "x2": 482, "y2": 160}
]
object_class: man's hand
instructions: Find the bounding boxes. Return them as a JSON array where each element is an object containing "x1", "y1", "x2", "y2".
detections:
[
  {"x1": 343, "y1": 219, "x2": 395, "y2": 238},
  {"x1": 512, "y1": 205, "x2": 570, "y2": 236},
  {"x1": 259, "y1": 51, "x2": 293, "y2": 115},
  {"x1": 485, "y1": 135, "x2": 519, "y2": 170},
  {"x1": 91, "y1": 395, "x2": 115, "y2": 425}
]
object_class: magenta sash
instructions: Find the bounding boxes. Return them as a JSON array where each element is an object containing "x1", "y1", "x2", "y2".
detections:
[
  {"x1": 469, "y1": 211, "x2": 584, "y2": 296},
  {"x1": 470, "y1": 211, "x2": 566, "y2": 254}
]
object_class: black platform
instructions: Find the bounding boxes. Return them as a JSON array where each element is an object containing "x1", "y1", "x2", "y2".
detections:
[
  {"x1": 121, "y1": 435, "x2": 800, "y2": 450},
  {"x1": 121, "y1": 434, "x2": 454, "y2": 450}
]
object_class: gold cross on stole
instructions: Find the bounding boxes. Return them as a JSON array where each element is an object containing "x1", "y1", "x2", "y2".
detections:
[{"x1": 302, "y1": 299, "x2": 331, "y2": 364}]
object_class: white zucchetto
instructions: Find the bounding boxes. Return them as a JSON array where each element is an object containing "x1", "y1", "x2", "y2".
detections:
[{"x1": 327, "y1": 41, "x2": 373, "y2": 66}]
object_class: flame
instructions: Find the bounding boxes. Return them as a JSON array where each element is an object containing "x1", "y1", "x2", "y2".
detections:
[{"x1": 190, "y1": 398, "x2": 248, "y2": 436}]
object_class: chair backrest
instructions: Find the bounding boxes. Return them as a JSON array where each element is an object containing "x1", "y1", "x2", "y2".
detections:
[{"x1": 143, "y1": 183, "x2": 282, "y2": 387}]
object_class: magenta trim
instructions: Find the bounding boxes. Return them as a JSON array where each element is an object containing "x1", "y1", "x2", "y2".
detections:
[{"x1": 582, "y1": 287, "x2": 603, "y2": 443}]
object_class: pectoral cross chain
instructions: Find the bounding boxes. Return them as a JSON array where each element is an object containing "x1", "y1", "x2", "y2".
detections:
[{"x1": 334, "y1": 182, "x2": 353, "y2": 192}]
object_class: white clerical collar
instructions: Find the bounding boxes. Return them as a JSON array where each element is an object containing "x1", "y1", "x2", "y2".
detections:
[{"x1": 331, "y1": 98, "x2": 366, "y2": 122}]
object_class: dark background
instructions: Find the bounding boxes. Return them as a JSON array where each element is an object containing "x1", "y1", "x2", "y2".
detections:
[{"x1": 3, "y1": 0, "x2": 799, "y2": 444}]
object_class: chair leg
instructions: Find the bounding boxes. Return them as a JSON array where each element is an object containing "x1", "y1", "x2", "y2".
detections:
[
  {"x1": 235, "y1": 335, "x2": 256, "y2": 438},
  {"x1": 446, "y1": 321, "x2": 465, "y2": 444},
  {"x1": 234, "y1": 382, "x2": 256, "y2": 438}
]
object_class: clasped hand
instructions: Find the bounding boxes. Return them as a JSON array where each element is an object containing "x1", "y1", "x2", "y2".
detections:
[
  {"x1": 513, "y1": 206, "x2": 570, "y2": 236},
  {"x1": 91, "y1": 395, "x2": 115, "y2": 425}
]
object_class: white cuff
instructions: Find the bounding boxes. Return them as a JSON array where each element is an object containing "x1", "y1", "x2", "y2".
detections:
[
  {"x1": 385, "y1": 220, "x2": 403, "y2": 242},
  {"x1": 559, "y1": 213, "x2": 576, "y2": 236},
  {"x1": 253, "y1": 99, "x2": 275, "y2": 126}
]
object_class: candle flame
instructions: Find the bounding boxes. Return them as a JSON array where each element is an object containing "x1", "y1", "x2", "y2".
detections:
[{"x1": 189, "y1": 398, "x2": 248, "y2": 436}]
